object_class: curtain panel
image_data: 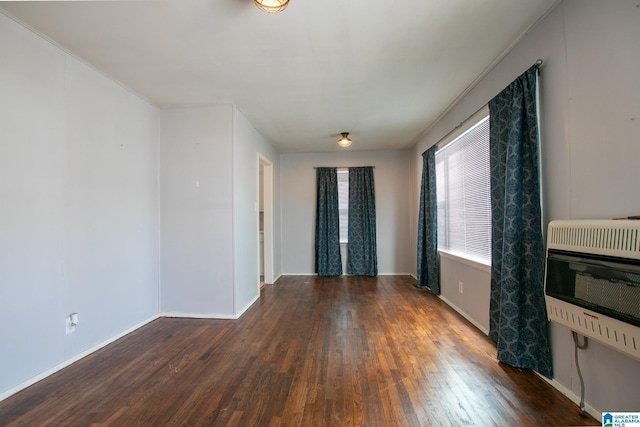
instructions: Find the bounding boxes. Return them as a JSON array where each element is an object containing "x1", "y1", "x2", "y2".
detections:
[
  {"x1": 416, "y1": 146, "x2": 439, "y2": 294},
  {"x1": 488, "y1": 64, "x2": 552, "y2": 378},
  {"x1": 347, "y1": 167, "x2": 378, "y2": 276},
  {"x1": 315, "y1": 167, "x2": 342, "y2": 276}
]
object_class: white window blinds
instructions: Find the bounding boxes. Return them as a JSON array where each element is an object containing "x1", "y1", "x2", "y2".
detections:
[
  {"x1": 436, "y1": 115, "x2": 491, "y2": 264},
  {"x1": 337, "y1": 170, "x2": 349, "y2": 243}
]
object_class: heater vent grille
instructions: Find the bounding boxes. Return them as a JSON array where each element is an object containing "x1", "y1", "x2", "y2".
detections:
[
  {"x1": 548, "y1": 220, "x2": 640, "y2": 260},
  {"x1": 546, "y1": 297, "x2": 640, "y2": 360}
]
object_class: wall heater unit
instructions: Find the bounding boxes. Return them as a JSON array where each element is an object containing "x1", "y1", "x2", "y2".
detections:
[{"x1": 544, "y1": 220, "x2": 640, "y2": 360}]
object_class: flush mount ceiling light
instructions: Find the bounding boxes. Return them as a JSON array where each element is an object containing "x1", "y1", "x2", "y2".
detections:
[
  {"x1": 254, "y1": 0, "x2": 289, "y2": 13},
  {"x1": 338, "y1": 132, "x2": 352, "y2": 147}
]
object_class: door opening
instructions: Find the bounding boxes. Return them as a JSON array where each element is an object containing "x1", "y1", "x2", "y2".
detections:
[{"x1": 258, "y1": 154, "x2": 274, "y2": 288}]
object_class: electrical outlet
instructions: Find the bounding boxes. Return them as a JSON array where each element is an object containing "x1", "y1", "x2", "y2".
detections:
[
  {"x1": 458, "y1": 281, "x2": 464, "y2": 294},
  {"x1": 66, "y1": 313, "x2": 79, "y2": 334},
  {"x1": 66, "y1": 317, "x2": 76, "y2": 334}
]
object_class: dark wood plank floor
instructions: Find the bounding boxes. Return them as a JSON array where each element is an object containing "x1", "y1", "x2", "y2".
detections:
[{"x1": 0, "y1": 276, "x2": 599, "y2": 426}]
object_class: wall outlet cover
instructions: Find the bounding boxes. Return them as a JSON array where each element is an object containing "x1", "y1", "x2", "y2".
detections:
[{"x1": 65, "y1": 317, "x2": 76, "y2": 334}]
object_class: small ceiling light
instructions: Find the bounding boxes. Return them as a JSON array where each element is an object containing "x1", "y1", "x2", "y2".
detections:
[
  {"x1": 254, "y1": 0, "x2": 289, "y2": 13},
  {"x1": 338, "y1": 132, "x2": 352, "y2": 147}
]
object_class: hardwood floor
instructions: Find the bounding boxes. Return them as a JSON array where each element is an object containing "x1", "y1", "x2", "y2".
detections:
[{"x1": 0, "y1": 276, "x2": 599, "y2": 426}]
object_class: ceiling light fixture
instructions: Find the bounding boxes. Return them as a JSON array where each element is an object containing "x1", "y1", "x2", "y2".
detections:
[
  {"x1": 254, "y1": 0, "x2": 289, "y2": 13},
  {"x1": 338, "y1": 132, "x2": 352, "y2": 147}
]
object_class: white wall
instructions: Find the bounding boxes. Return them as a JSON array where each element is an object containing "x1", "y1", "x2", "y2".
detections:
[
  {"x1": 280, "y1": 150, "x2": 412, "y2": 275},
  {"x1": 412, "y1": 0, "x2": 640, "y2": 414},
  {"x1": 160, "y1": 106, "x2": 235, "y2": 316},
  {"x1": 439, "y1": 255, "x2": 491, "y2": 333},
  {"x1": 563, "y1": 1, "x2": 640, "y2": 219},
  {"x1": 0, "y1": 12, "x2": 160, "y2": 396},
  {"x1": 232, "y1": 107, "x2": 281, "y2": 313},
  {"x1": 160, "y1": 105, "x2": 281, "y2": 317}
]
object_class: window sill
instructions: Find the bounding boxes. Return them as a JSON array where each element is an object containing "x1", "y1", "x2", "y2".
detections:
[{"x1": 438, "y1": 250, "x2": 491, "y2": 273}]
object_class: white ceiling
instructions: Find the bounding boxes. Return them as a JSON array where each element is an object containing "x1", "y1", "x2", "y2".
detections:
[{"x1": 1, "y1": 0, "x2": 557, "y2": 153}]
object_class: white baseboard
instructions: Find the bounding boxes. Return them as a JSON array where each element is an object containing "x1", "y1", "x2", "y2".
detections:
[
  {"x1": 0, "y1": 313, "x2": 161, "y2": 403},
  {"x1": 280, "y1": 273, "x2": 318, "y2": 276},
  {"x1": 438, "y1": 295, "x2": 490, "y2": 335},
  {"x1": 535, "y1": 373, "x2": 602, "y2": 420},
  {"x1": 235, "y1": 294, "x2": 260, "y2": 318},
  {"x1": 161, "y1": 295, "x2": 260, "y2": 321},
  {"x1": 162, "y1": 311, "x2": 238, "y2": 320}
]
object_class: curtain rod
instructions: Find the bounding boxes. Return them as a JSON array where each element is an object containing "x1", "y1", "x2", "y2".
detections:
[
  {"x1": 434, "y1": 105, "x2": 489, "y2": 151},
  {"x1": 430, "y1": 58, "x2": 543, "y2": 153},
  {"x1": 313, "y1": 166, "x2": 375, "y2": 169}
]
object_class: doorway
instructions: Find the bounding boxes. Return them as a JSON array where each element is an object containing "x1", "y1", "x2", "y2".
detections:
[{"x1": 258, "y1": 154, "x2": 274, "y2": 288}]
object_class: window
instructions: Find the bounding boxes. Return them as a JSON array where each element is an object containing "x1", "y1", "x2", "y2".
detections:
[
  {"x1": 337, "y1": 169, "x2": 349, "y2": 243},
  {"x1": 436, "y1": 113, "x2": 491, "y2": 265}
]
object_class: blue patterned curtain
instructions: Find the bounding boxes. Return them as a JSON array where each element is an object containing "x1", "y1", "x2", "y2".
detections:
[
  {"x1": 488, "y1": 65, "x2": 552, "y2": 378},
  {"x1": 416, "y1": 146, "x2": 439, "y2": 294},
  {"x1": 347, "y1": 167, "x2": 377, "y2": 276},
  {"x1": 315, "y1": 168, "x2": 342, "y2": 276}
]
